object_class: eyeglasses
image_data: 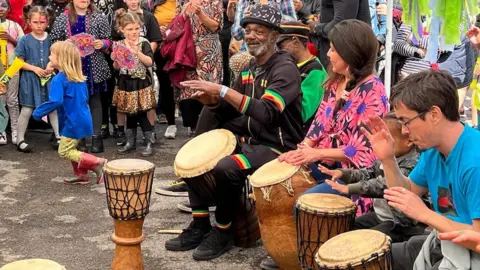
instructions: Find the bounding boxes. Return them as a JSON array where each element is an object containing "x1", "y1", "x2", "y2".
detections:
[{"x1": 397, "y1": 111, "x2": 427, "y2": 127}]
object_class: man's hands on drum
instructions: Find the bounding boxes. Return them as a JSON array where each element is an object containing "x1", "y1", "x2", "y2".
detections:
[
  {"x1": 278, "y1": 143, "x2": 320, "y2": 166},
  {"x1": 361, "y1": 115, "x2": 396, "y2": 161},
  {"x1": 318, "y1": 165, "x2": 349, "y2": 194},
  {"x1": 383, "y1": 187, "x2": 431, "y2": 223},
  {"x1": 181, "y1": 80, "x2": 220, "y2": 105}
]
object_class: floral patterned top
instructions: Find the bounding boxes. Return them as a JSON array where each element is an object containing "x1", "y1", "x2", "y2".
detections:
[{"x1": 307, "y1": 76, "x2": 388, "y2": 169}]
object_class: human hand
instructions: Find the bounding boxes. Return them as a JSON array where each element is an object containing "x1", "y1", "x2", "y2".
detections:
[
  {"x1": 229, "y1": 40, "x2": 241, "y2": 55},
  {"x1": 191, "y1": 91, "x2": 219, "y2": 105},
  {"x1": 307, "y1": 20, "x2": 318, "y2": 32},
  {"x1": 438, "y1": 230, "x2": 480, "y2": 252},
  {"x1": 384, "y1": 187, "x2": 431, "y2": 223},
  {"x1": 34, "y1": 67, "x2": 48, "y2": 78},
  {"x1": 0, "y1": 31, "x2": 12, "y2": 42},
  {"x1": 160, "y1": 26, "x2": 167, "y2": 36},
  {"x1": 376, "y1": 3, "x2": 387, "y2": 15},
  {"x1": 227, "y1": 0, "x2": 237, "y2": 9},
  {"x1": 180, "y1": 80, "x2": 222, "y2": 96},
  {"x1": 294, "y1": 0, "x2": 303, "y2": 12},
  {"x1": 325, "y1": 179, "x2": 349, "y2": 194},
  {"x1": 278, "y1": 144, "x2": 320, "y2": 166},
  {"x1": 361, "y1": 115, "x2": 396, "y2": 161},
  {"x1": 417, "y1": 48, "x2": 426, "y2": 58},
  {"x1": 318, "y1": 165, "x2": 343, "y2": 180},
  {"x1": 93, "y1": 39, "x2": 104, "y2": 50}
]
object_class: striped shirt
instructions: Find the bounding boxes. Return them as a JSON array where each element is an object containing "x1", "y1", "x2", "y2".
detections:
[{"x1": 393, "y1": 24, "x2": 431, "y2": 75}]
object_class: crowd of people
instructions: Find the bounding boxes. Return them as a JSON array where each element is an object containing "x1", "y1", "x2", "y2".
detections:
[{"x1": 1, "y1": 0, "x2": 480, "y2": 269}]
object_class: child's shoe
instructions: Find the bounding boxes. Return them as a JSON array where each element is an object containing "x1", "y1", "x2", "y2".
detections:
[
  {"x1": 78, "y1": 153, "x2": 107, "y2": 184},
  {"x1": 64, "y1": 161, "x2": 90, "y2": 185}
]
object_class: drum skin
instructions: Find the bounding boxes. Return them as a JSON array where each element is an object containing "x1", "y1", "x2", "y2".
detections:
[
  {"x1": 296, "y1": 194, "x2": 357, "y2": 270},
  {"x1": 0, "y1": 259, "x2": 65, "y2": 270},
  {"x1": 252, "y1": 167, "x2": 315, "y2": 270},
  {"x1": 316, "y1": 229, "x2": 392, "y2": 270}
]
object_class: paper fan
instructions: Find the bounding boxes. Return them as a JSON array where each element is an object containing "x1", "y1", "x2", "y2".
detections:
[
  {"x1": 70, "y1": 33, "x2": 95, "y2": 57},
  {"x1": 112, "y1": 44, "x2": 136, "y2": 69}
]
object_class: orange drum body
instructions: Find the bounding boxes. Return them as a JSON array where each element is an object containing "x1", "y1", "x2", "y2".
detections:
[
  {"x1": 174, "y1": 129, "x2": 260, "y2": 247},
  {"x1": 316, "y1": 230, "x2": 392, "y2": 270},
  {"x1": 249, "y1": 159, "x2": 315, "y2": 270},
  {"x1": 103, "y1": 159, "x2": 155, "y2": 270},
  {"x1": 296, "y1": 194, "x2": 357, "y2": 269}
]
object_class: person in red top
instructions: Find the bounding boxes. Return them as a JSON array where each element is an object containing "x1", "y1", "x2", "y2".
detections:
[{"x1": 6, "y1": 0, "x2": 25, "y2": 30}]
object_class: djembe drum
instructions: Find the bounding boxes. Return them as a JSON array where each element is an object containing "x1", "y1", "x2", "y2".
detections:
[
  {"x1": 249, "y1": 159, "x2": 315, "y2": 270},
  {"x1": 315, "y1": 230, "x2": 392, "y2": 270},
  {"x1": 103, "y1": 159, "x2": 155, "y2": 270},
  {"x1": 0, "y1": 259, "x2": 65, "y2": 270},
  {"x1": 296, "y1": 194, "x2": 357, "y2": 270},
  {"x1": 174, "y1": 129, "x2": 260, "y2": 247}
]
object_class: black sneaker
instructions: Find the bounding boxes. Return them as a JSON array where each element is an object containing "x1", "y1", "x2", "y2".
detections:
[
  {"x1": 101, "y1": 125, "x2": 110, "y2": 139},
  {"x1": 116, "y1": 131, "x2": 126, "y2": 146},
  {"x1": 165, "y1": 222, "x2": 208, "y2": 251},
  {"x1": 193, "y1": 227, "x2": 234, "y2": 261},
  {"x1": 177, "y1": 201, "x2": 216, "y2": 213},
  {"x1": 155, "y1": 180, "x2": 189, "y2": 197}
]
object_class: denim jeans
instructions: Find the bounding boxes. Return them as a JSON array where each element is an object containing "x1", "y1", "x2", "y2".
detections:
[{"x1": 302, "y1": 163, "x2": 348, "y2": 197}]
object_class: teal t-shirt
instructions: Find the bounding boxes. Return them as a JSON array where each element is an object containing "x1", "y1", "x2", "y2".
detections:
[{"x1": 409, "y1": 125, "x2": 480, "y2": 225}]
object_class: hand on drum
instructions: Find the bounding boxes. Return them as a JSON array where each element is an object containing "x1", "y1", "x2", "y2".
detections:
[
  {"x1": 277, "y1": 144, "x2": 319, "y2": 165},
  {"x1": 318, "y1": 165, "x2": 349, "y2": 194},
  {"x1": 361, "y1": 115, "x2": 396, "y2": 161},
  {"x1": 384, "y1": 187, "x2": 431, "y2": 223},
  {"x1": 438, "y1": 230, "x2": 480, "y2": 253}
]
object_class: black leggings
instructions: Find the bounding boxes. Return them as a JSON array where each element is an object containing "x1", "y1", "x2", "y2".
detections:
[
  {"x1": 101, "y1": 56, "x2": 117, "y2": 127},
  {"x1": 89, "y1": 93, "x2": 103, "y2": 135},
  {"x1": 126, "y1": 112, "x2": 152, "y2": 132},
  {"x1": 154, "y1": 51, "x2": 176, "y2": 126},
  {"x1": 179, "y1": 98, "x2": 204, "y2": 128}
]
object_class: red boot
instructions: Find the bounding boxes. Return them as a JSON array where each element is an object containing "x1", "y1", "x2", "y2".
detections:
[
  {"x1": 64, "y1": 161, "x2": 91, "y2": 185},
  {"x1": 78, "y1": 153, "x2": 107, "y2": 184}
]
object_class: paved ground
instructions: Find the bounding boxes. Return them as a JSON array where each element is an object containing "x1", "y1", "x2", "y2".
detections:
[{"x1": 0, "y1": 124, "x2": 266, "y2": 270}]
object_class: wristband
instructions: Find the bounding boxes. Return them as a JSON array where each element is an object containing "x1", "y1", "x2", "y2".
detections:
[{"x1": 220, "y1": 85, "x2": 229, "y2": 98}]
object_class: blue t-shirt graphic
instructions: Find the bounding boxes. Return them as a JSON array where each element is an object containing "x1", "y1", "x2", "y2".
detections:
[{"x1": 409, "y1": 125, "x2": 480, "y2": 225}]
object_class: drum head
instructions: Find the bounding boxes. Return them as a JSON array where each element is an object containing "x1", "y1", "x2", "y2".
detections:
[
  {"x1": 316, "y1": 229, "x2": 391, "y2": 268},
  {"x1": 174, "y1": 129, "x2": 236, "y2": 178},
  {"x1": 296, "y1": 193, "x2": 356, "y2": 214},
  {"x1": 249, "y1": 159, "x2": 300, "y2": 187},
  {"x1": 1, "y1": 259, "x2": 65, "y2": 270},
  {"x1": 104, "y1": 159, "x2": 155, "y2": 174}
]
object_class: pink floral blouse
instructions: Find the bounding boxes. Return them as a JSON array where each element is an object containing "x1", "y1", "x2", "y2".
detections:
[{"x1": 307, "y1": 76, "x2": 388, "y2": 169}]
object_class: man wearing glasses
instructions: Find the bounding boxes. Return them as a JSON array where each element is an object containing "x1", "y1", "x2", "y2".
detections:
[{"x1": 363, "y1": 70, "x2": 480, "y2": 269}]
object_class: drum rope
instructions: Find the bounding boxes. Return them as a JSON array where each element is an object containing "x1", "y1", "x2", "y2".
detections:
[
  {"x1": 300, "y1": 166, "x2": 315, "y2": 184},
  {"x1": 260, "y1": 186, "x2": 273, "y2": 202},
  {"x1": 280, "y1": 179, "x2": 295, "y2": 196}
]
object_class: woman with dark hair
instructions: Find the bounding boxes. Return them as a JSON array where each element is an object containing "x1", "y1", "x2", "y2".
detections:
[
  {"x1": 279, "y1": 19, "x2": 388, "y2": 213},
  {"x1": 50, "y1": 0, "x2": 111, "y2": 153}
]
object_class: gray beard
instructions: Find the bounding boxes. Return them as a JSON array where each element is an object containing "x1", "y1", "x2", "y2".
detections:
[{"x1": 247, "y1": 43, "x2": 269, "y2": 58}]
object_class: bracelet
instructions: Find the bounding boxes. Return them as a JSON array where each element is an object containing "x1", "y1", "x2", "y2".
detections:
[{"x1": 220, "y1": 85, "x2": 229, "y2": 98}]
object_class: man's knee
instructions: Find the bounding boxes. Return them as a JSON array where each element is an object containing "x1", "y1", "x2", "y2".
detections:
[{"x1": 212, "y1": 156, "x2": 245, "y2": 187}]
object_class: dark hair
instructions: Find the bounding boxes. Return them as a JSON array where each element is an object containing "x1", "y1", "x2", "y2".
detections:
[
  {"x1": 23, "y1": 5, "x2": 52, "y2": 24},
  {"x1": 390, "y1": 70, "x2": 460, "y2": 121},
  {"x1": 66, "y1": 0, "x2": 97, "y2": 25},
  {"x1": 383, "y1": 111, "x2": 404, "y2": 137},
  {"x1": 325, "y1": 19, "x2": 378, "y2": 111}
]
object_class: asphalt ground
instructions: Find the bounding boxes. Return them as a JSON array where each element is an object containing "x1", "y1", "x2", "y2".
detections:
[{"x1": 0, "y1": 123, "x2": 266, "y2": 270}]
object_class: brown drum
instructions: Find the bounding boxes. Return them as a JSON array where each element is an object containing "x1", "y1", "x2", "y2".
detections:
[
  {"x1": 103, "y1": 159, "x2": 155, "y2": 270},
  {"x1": 296, "y1": 194, "x2": 357, "y2": 269},
  {"x1": 174, "y1": 129, "x2": 260, "y2": 247},
  {"x1": 249, "y1": 159, "x2": 315, "y2": 270},
  {"x1": 315, "y1": 230, "x2": 392, "y2": 270}
]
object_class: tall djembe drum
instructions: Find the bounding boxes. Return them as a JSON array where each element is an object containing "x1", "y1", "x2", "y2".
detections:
[{"x1": 103, "y1": 159, "x2": 155, "y2": 270}]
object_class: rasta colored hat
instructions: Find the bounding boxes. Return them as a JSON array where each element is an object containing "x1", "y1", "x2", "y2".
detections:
[
  {"x1": 276, "y1": 21, "x2": 310, "y2": 45},
  {"x1": 240, "y1": 5, "x2": 283, "y2": 33}
]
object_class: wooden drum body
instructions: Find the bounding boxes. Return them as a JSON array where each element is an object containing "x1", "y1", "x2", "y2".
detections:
[
  {"x1": 103, "y1": 159, "x2": 155, "y2": 270},
  {"x1": 249, "y1": 159, "x2": 315, "y2": 270},
  {"x1": 315, "y1": 230, "x2": 392, "y2": 270},
  {"x1": 174, "y1": 129, "x2": 260, "y2": 247},
  {"x1": 296, "y1": 194, "x2": 357, "y2": 270},
  {"x1": 0, "y1": 259, "x2": 65, "y2": 270}
]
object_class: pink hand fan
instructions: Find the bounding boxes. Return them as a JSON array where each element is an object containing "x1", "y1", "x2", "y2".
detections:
[
  {"x1": 112, "y1": 44, "x2": 136, "y2": 69},
  {"x1": 70, "y1": 33, "x2": 95, "y2": 57}
]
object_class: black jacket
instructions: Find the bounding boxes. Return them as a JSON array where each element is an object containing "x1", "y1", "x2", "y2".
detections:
[
  {"x1": 313, "y1": 0, "x2": 371, "y2": 66},
  {"x1": 208, "y1": 51, "x2": 304, "y2": 152},
  {"x1": 297, "y1": 0, "x2": 322, "y2": 23}
]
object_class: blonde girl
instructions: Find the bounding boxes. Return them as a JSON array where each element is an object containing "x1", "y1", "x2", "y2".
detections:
[
  {"x1": 33, "y1": 41, "x2": 107, "y2": 185},
  {"x1": 111, "y1": 9, "x2": 156, "y2": 157}
]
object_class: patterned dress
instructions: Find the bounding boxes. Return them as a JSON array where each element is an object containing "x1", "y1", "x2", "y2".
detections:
[
  {"x1": 306, "y1": 76, "x2": 389, "y2": 215},
  {"x1": 177, "y1": 0, "x2": 224, "y2": 99}
]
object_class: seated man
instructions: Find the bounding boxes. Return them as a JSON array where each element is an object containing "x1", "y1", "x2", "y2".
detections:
[
  {"x1": 166, "y1": 5, "x2": 304, "y2": 261},
  {"x1": 363, "y1": 70, "x2": 480, "y2": 269},
  {"x1": 276, "y1": 21, "x2": 327, "y2": 134}
]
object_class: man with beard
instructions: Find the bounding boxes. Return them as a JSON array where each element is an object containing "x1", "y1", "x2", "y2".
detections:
[
  {"x1": 363, "y1": 70, "x2": 480, "y2": 269},
  {"x1": 165, "y1": 5, "x2": 304, "y2": 261}
]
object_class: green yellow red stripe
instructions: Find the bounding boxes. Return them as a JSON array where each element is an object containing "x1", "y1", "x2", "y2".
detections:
[
  {"x1": 192, "y1": 210, "x2": 209, "y2": 218},
  {"x1": 239, "y1": 96, "x2": 251, "y2": 114},
  {"x1": 215, "y1": 221, "x2": 231, "y2": 230},
  {"x1": 262, "y1": 89, "x2": 286, "y2": 112},
  {"x1": 231, "y1": 154, "x2": 251, "y2": 170},
  {"x1": 241, "y1": 71, "x2": 253, "y2": 84}
]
